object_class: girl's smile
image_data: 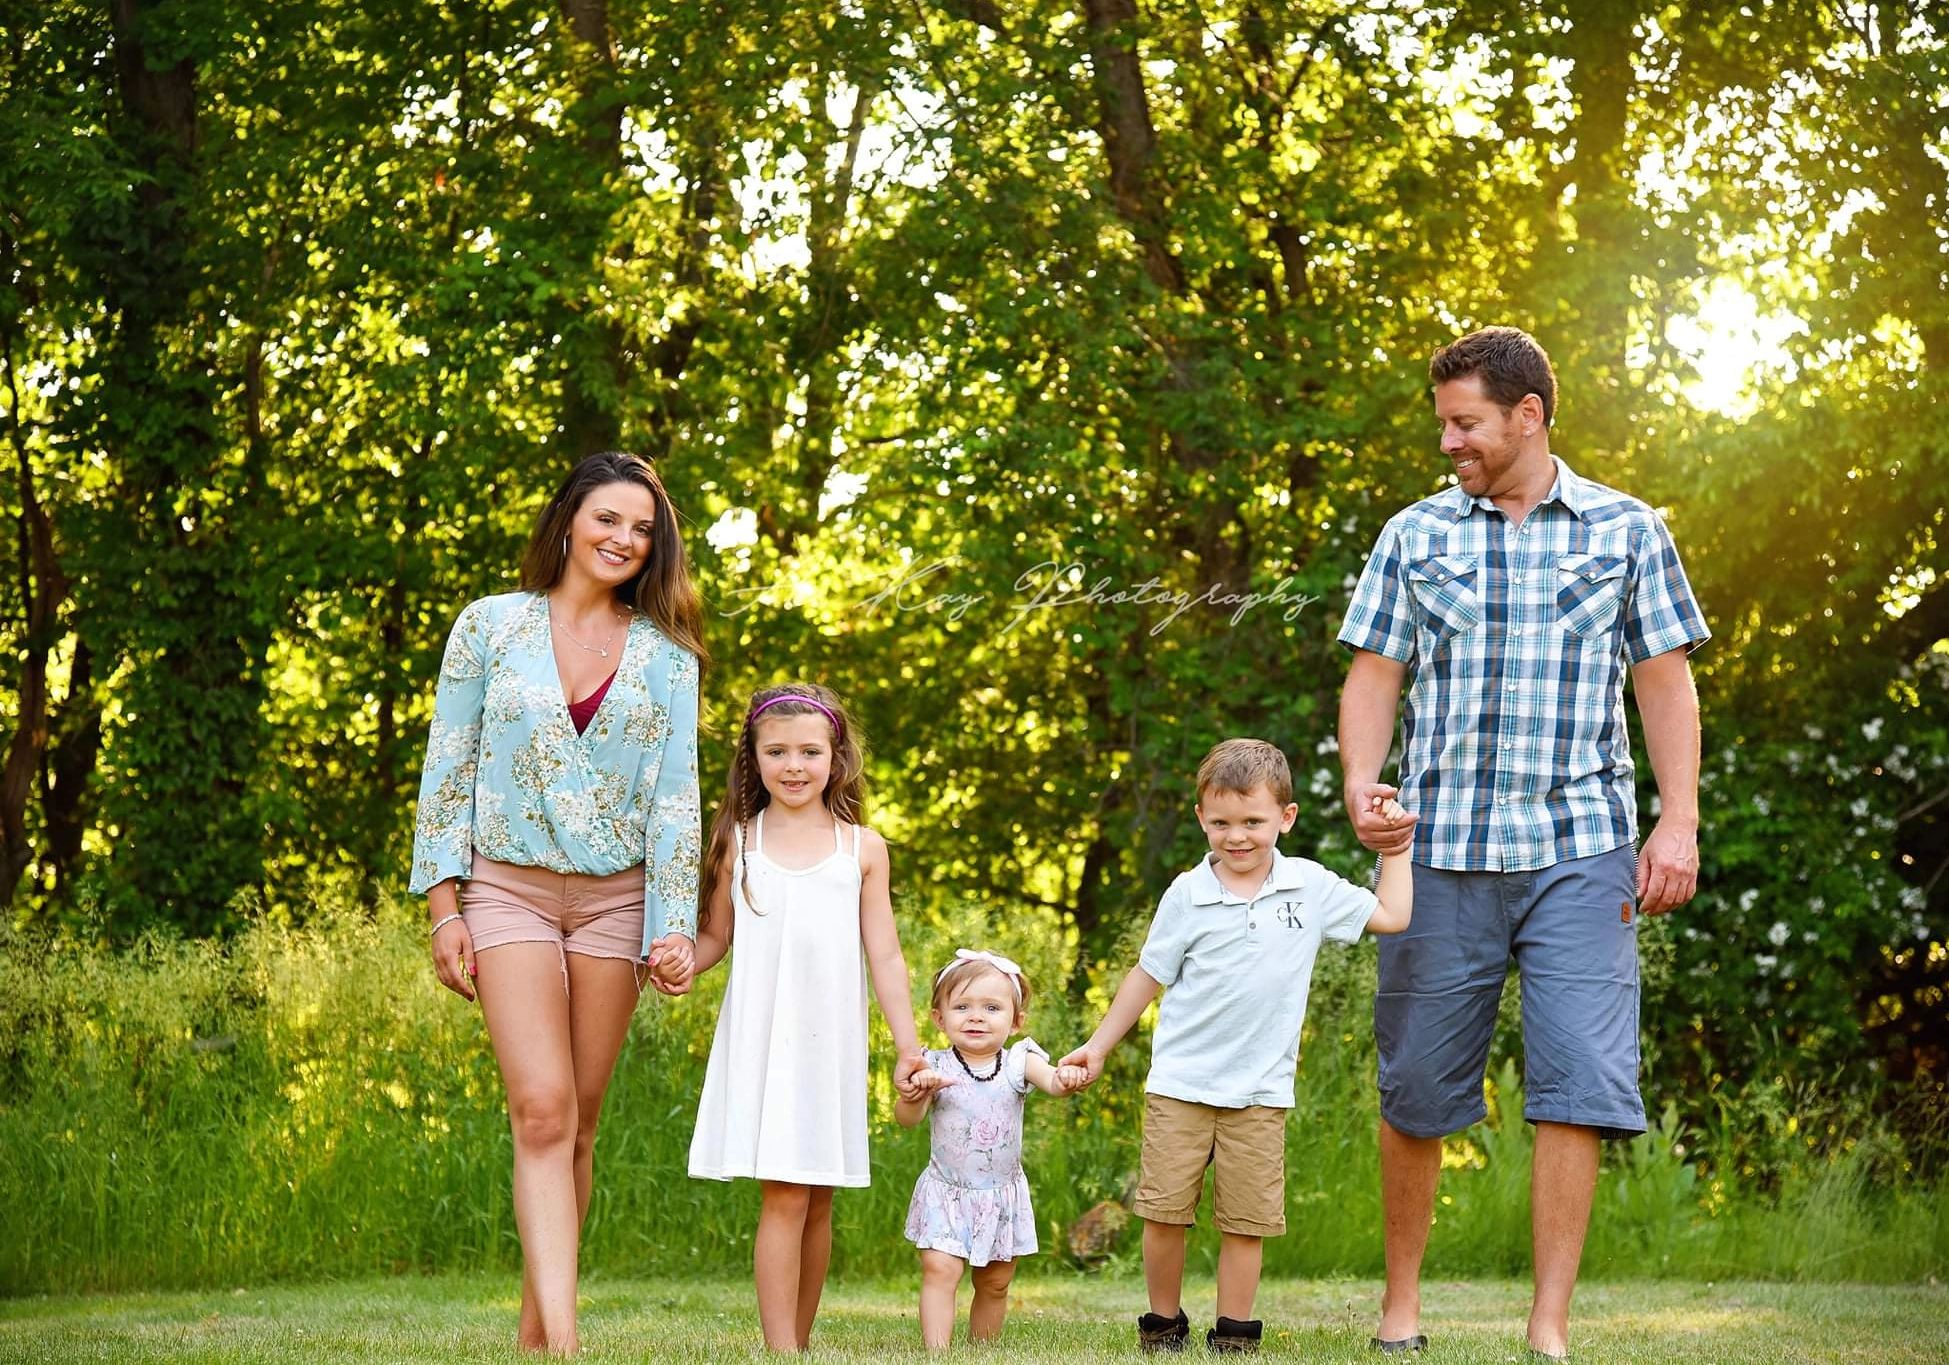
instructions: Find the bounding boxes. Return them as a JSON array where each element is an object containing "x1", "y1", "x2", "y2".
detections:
[
  {"x1": 933, "y1": 967, "x2": 1020, "y2": 1061},
  {"x1": 755, "y1": 713, "x2": 835, "y2": 811}
]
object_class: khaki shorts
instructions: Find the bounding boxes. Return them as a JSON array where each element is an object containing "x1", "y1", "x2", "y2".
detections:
[
  {"x1": 460, "y1": 854, "x2": 645, "y2": 994},
  {"x1": 1134, "y1": 1094, "x2": 1288, "y2": 1237}
]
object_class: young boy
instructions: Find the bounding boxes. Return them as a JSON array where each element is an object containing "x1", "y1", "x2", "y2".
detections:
[{"x1": 1062, "y1": 739, "x2": 1412, "y2": 1353}]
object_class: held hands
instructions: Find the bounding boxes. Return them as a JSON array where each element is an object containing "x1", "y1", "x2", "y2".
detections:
[
  {"x1": 645, "y1": 934, "x2": 695, "y2": 996},
  {"x1": 1054, "y1": 1044, "x2": 1105, "y2": 1090},
  {"x1": 905, "y1": 1066, "x2": 956, "y2": 1097},
  {"x1": 903, "y1": 1056, "x2": 1089, "y2": 1098},
  {"x1": 1348, "y1": 782, "x2": 1417, "y2": 856},
  {"x1": 893, "y1": 1050, "x2": 930, "y2": 1103},
  {"x1": 431, "y1": 918, "x2": 478, "y2": 1002}
]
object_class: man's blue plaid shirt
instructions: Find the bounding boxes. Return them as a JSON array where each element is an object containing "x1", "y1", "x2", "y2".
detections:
[{"x1": 1337, "y1": 457, "x2": 1710, "y2": 872}]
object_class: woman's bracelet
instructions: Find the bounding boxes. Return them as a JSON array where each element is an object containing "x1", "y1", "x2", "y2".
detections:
[{"x1": 429, "y1": 912, "x2": 464, "y2": 937}]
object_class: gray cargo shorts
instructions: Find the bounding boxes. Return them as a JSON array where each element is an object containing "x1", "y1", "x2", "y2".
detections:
[{"x1": 1374, "y1": 843, "x2": 1645, "y2": 1140}]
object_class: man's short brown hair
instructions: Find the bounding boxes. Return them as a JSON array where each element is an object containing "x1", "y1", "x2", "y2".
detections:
[
  {"x1": 1196, "y1": 738, "x2": 1293, "y2": 807},
  {"x1": 1430, "y1": 325, "x2": 1559, "y2": 428}
]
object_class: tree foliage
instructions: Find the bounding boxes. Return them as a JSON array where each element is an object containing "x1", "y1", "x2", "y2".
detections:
[{"x1": 2, "y1": 0, "x2": 1944, "y2": 1100}]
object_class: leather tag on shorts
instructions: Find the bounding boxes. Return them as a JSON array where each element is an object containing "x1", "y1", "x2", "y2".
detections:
[{"x1": 1620, "y1": 900, "x2": 1633, "y2": 924}]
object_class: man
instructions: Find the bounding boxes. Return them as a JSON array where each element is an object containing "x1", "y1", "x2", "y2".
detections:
[{"x1": 1336, "y1": 326, "x2": 1709, "y2": 1360}]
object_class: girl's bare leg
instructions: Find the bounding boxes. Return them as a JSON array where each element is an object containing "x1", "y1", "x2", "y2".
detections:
[
  {"x1": 918, "y1": 1250, "x2": 965, "y2": 1349},
  {"x1": 794, "y1": 1186, "x2": 836, "y2": 1349},
  {"x1": 969, "y1": 1257, "x2": 1016, "y2": 1341},
  {"x1": 756, "y1": 1181, "x2": 812, "y2": 1351}
]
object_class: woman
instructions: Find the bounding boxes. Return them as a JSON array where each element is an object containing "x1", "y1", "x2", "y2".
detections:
[{"x1": 410, "y1": 450, "x2": 706, "y2": 1355}]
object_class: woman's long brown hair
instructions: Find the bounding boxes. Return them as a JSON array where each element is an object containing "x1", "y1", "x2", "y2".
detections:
[
  {"x1": 699, "y1": 682, "x2": 865, "y2": 931},
  {"x1": 517, "y1": 451, "x2": 708, "y2": 664}
]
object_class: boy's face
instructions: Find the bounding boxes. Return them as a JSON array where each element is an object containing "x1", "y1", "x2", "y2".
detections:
[{"x1": 1196, "y1": 784, "x2": 1299, "y2": 883}]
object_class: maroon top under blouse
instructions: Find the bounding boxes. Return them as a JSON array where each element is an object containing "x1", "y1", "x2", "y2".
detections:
[{"x1": 567, "y1": 670, "x2": 616, "y2": 735}]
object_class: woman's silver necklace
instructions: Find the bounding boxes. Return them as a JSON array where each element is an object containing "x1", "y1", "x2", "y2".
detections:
[{"x1": 551, "y1": 607, "x2": 625, "y2": 658}]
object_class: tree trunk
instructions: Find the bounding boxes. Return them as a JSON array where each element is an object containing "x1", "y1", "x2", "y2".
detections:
[
  {"x1": 556, "y1": 0, "x2": 627, "y2": 455},
  {"x1": 42, "y1": 641, "x2": 100, "y2": 896},
  {"x1": 0, "y1": 326, "x2": 66, "y2": 902},
  {"x1": 92, "y1": 0, "x2": 274, "y2": 931}
]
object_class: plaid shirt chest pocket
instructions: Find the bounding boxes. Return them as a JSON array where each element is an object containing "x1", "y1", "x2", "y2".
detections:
[
  {"x1": 1405, "y1": 554, "x2": 1481, "y2": 642},
  {"x1": 1556, "y1": 551, "x2": 1630, "y2": 637}
]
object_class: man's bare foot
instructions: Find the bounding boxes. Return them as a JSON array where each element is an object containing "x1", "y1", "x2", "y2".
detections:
[
  {"x1": 1526, "y1": 1311, "x2": 1570, "y2": 1360},
  {"x1": 1376, "y1": 1287, "x2": 1421, "y2": 1343}
]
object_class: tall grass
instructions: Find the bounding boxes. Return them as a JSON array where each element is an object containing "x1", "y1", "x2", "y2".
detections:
[{"x1": 3, "y1": 899, "x2": 1943, "y2": 1293}]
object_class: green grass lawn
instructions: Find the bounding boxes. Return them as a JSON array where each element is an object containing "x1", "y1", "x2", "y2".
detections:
[{"x1": 4, "y1": 1274, "x2": 1946, "y2": 1362}]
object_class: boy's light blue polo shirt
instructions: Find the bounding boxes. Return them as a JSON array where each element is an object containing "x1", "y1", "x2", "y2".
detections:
[{"x1": 1138, "y1": 849, "x2": 1377, "y2": 1109}]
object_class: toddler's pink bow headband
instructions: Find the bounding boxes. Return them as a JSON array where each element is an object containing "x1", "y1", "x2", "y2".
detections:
[{"x1": 935, "y1": 948, "x2": 1023, "y2": 1001}]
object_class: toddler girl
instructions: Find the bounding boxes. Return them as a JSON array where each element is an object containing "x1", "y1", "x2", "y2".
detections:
[{"x1": 896, "y1": 950, "x2": 1086, "y2": 1349}]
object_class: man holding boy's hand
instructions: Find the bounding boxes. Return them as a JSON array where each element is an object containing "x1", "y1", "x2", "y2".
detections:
[{"x1": 1339, "y1": 326, "x2": 1709, "y2": 1360}]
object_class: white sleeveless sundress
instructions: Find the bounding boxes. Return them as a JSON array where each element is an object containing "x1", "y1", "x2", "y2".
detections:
[{"x1": 688, "y1": 810, "x2": 870, "y2": 1186}]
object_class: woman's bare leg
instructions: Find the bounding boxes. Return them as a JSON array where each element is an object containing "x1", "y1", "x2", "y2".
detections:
[
  {"x1": 510, "y1": 956, "x2": 637, "y2": 1346},
  {"x1": 565, "y1": 955, "x2": 642, "y2": 1221},
  {"x1": 477, "y1": 944, "x2": 580, "y2": 1355}
]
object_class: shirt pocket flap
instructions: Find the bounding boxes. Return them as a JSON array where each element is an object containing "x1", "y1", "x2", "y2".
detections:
[
  {"x1": 1406, "y1": 553, "x2": 1478, "y2": 587},
  {"x1": 1556, "y1": 552, "x2": 1628, "y2": 584}
]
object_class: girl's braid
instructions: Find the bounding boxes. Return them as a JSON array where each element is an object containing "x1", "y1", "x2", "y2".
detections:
[{"x1": 735, "y1": 729, "x2": 761, "y2": 910}]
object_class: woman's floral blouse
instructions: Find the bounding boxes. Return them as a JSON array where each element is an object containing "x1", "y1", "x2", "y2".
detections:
[{"x1": 409, "y1": 591, "x2": 700, "y2": 947}]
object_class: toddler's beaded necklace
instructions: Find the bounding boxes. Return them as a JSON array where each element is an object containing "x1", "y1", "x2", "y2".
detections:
[{"x1": 951, "y1": 1045, "x2": 1003, "y2": 1082}]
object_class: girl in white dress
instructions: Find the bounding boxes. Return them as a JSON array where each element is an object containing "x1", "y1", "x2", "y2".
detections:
[
  {"x1": 689, "y1": 683, "x2": 926, "y2": 1352},
  {"x1": 895, "y1": 951, "x2": 1087, "y2": 1350}
]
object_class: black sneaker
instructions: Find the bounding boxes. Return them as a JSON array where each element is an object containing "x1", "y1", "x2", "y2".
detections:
[
  {"x1": 1139, "y1": 1310, "x2": 1191, "y2": 1353},
  {"x1": 1207, "y1": 1316, "x2": 1263, "y2": 1354}
]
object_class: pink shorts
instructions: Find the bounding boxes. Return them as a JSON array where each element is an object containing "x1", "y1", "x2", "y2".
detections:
[{"x1": 461, "y1": 854, "x2": 646, "y2": 993}]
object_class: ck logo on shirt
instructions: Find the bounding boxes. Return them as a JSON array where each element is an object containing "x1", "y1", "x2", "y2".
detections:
[{"x1": 1274, "y1": 900, "x2": 1304, "y2": 929}]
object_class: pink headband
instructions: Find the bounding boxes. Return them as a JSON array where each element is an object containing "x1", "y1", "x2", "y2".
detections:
[{"x1": 748, "y1": 693, "x2": 842, "y2": 733}]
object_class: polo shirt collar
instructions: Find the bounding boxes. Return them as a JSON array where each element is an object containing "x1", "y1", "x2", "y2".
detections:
[
  {"x1": 1188, "y1": 849, "x2": 1307, "y2": 905},
  {"x1": 1450, "y1": 454, "x2": 1588, "y2": 521}
]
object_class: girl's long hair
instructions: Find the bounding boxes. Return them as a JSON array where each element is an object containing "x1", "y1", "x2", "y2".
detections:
[
  {"x1": 517, "y1": 450, "x2": 708, "y2": 664},
  {"x1": 699, "y1": 682, "x2": 865, "y2": 931}
]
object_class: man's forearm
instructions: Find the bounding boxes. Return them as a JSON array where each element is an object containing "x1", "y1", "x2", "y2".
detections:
[
  {"x1": 1339, "y1": 654, "x2": 1404, "y2": 797},
  {"x1": 1634, "y1": 653, "x2": 1701, "y2": 824}
]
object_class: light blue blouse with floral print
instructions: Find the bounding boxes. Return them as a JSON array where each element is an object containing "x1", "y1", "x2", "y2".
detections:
[{"x1": 408, "y1": 590, "x2": 701, "y2": 949}]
